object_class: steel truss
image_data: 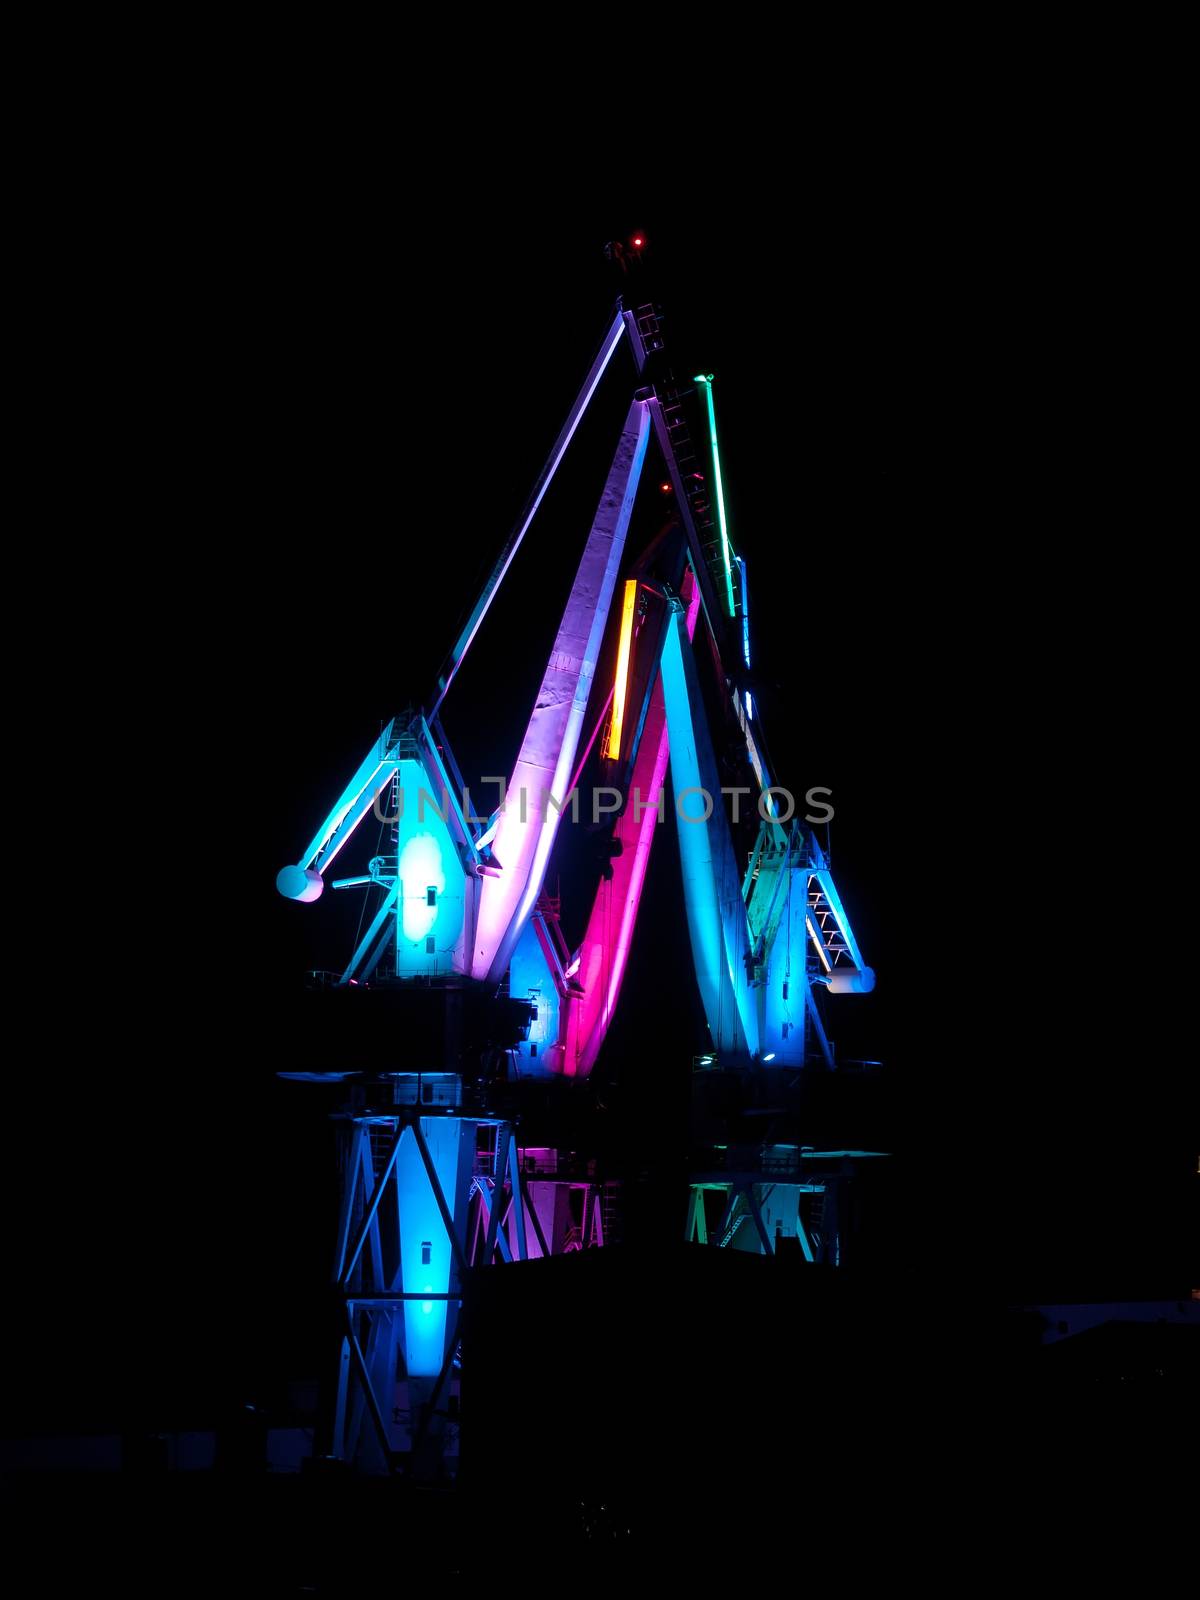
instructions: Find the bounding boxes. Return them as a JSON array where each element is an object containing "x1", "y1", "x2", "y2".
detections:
[{"x1": 319, "y1": 1089, "x2": 611, "y2": 1474}]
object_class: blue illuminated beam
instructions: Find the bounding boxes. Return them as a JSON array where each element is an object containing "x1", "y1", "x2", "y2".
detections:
[
  {"x1": 659, "y1": 602, "x2": 760, "y2": 1056},
  {"x1": 341, "y1": 882, "x2": 400, "y2": 985},
  {"x1": 280, "y1": 720, "x2": 399, "y2": 897}
]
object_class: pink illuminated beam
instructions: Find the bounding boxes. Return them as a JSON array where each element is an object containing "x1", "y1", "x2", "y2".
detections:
[{"x1": 564, "y1": 571, "x2": 701, "y2": 1076}]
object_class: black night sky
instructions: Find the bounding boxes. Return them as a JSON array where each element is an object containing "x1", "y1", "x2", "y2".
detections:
[{"x1": 5, "y1": 188, "x2": 1195, "y2": 1555}]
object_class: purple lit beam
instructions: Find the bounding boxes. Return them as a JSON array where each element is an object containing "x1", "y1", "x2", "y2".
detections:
[
  {"x1": 472, "y1": 398, "x2": 652, "y2": 982},
  {"x1": 564, "y1": 572, "x2": 701, "y2": 1076},
  {"x1": 429, "y1": 312, "x2": 627, "y2": 723}
]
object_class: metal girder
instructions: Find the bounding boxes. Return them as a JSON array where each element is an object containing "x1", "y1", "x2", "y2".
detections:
[
  {"x1": 503, "y1": 1136, "x2": 529, "y2": 1263},
  {"x1": 518, "y1": 1170, "x2": 553, "y2": 1260},
  {"x1": 339, "y1": 881, "x2": 400, "y2": 987},
  {"x1": 340, "y1": 1123, "x2": 403, "y2": 1287},
  {"x1": 805, "y1": 983, "x2": 835, "y2": 1069},
  {"x1": 298, "y1": 721, "x2": 398, "y2": 876},
  {"x1": 685, "y1": 1187, "x2": 709, "y2": 1245},
  {"x1": 411, "y1": 1121, "x2": 470, "y2": 1282},
  {"x1": 344, "y1": 1306, "x2": 393, "y2": 1465},
  {"x1": 741, "y1": 1185, "x2": 775, "y2": 1255},
  {"x1": 473, "y1": 396, "x2": 652, "y2": 983},
  {"x1": 430, "y1": 310, "x2": 627, "y2": 721},
  {"x1": 646, "y1": 396, "x2": 725, "y2": 648},
  {"x1": 483, "y1": 1128, "x2": 510, "y2": 1264},
  {"x1": 659, "y1": 601, "x2": 759, "y2": 1056}
]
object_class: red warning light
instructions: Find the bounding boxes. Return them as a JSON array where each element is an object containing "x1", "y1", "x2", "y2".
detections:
[
  {"x1": 659, "y1": 481, "x2": 672, "y2": 494},
  {"x1": 632, "y1": 235, "x2": 645, "y2": 248}
]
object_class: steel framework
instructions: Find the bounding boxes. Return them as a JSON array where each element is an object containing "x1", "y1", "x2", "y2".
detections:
[{"x1": 280, "y1": 262, "x2": 883, "y2": 1475}]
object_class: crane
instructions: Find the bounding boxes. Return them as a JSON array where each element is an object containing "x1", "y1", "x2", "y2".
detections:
[{"x1": 277, "y1": 262, "x2": 880, "y2": 1473}]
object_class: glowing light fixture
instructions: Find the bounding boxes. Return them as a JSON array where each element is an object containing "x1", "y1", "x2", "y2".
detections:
[
  {"x1": 738, "y1": 556, "x2": 750, "y2": 667},
  {"x1": 762, "y1": 1052, "x2": 777, "y2": 1062},
  {"x1": 398, "y1": 831, "x2": 446, "y2": 944},
  {"x1": 603, "y1": 579, "x2": 638, "y2": 761},
  {"x1": 693, "y1": 376, "x2": 737, "y2": 618}
]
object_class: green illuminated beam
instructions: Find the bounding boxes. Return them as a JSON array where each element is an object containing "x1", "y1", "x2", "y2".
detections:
[{"x1": 695, "y1": 375, "x2": 737, "y2": 618}]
